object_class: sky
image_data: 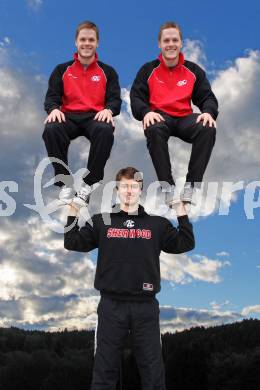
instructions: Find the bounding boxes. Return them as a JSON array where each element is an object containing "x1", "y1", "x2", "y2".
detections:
[{"x1": 0, "y1": 0, "x2": 260, "y2": 333}]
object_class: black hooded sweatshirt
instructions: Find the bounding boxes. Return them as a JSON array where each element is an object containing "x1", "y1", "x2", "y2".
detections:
[{"x1": 64, "y1": 205, "x2": 195, "y2": 301}]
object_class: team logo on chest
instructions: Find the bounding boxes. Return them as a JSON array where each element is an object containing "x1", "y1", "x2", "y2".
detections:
[
  {"x1": 91, "y1": 75, "x2": 101, "y2": 82},
  {"x1": 177, "y1": 79, "x2": 187, "y2": 86},
  {"x1": 123, "y1": 220, "x2": 135, "y2": 228},
  {"x1": 67, "y1": 73, "x2": 78, "y2": 79}
]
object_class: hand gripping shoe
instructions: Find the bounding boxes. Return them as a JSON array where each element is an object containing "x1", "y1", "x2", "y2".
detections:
[
  {"x1": 180, "y1": 184, "x2": 196, "y2": 205},
  {"x1": 58, "y1": 186, "x2": 76, "y2": 205},
  {"x1": 72, "y1": 184, "x2": 92, "y2": 208}
]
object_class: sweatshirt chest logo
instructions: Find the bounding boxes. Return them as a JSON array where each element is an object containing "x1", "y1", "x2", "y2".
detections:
[
  {"x1": 107, "y1": 227, "x2": 152, "y2": 239},
  {"x1": 177, "y1": 79, "x2": 187, "y2": 86},
  {"x1": 123, "y1": 220, "x2": 135, "y2": 228}
]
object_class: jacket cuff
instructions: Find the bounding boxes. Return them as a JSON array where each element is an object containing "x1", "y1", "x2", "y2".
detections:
[
  {"x1": 177, "y1": 215, "x2": 190, "y2": 224},
  {"x1": 105, "y1": 107, "x2": 113, "y2": 115},
  {"x1": 66, "y1": 216, "x2": 78, "y2": 227},
  {"x1": 141, "y1": 107, "x2": 151, "y2": 120},
  {"x1": 47, "y1": 106, "x2": 60, "y2": 115},
  {"x1": 202, "y1": 109, "x2": 218, "y2": 120}
]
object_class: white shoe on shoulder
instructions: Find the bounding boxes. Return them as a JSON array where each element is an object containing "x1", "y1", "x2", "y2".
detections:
[
  {"x1": 72, "y1": 184, "x2": 92, "y2": 208},
  {"x1": 58, "y1": 186, "x2": 75, "y2": 205}
]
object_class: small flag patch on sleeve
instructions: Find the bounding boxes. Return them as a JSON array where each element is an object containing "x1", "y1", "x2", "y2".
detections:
[{"x1": 143, "y1": 283, "x2": 154, "y2": 291}]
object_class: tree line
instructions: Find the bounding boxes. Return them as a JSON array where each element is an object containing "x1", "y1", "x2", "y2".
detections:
[{"x1": 0, "y1": 319, "x2": 259, "y2": 389}]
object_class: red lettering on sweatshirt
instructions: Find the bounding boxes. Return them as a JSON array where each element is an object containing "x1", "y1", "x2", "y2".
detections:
[{"x1": 107, "y1": 228, "x2": 151, "y2": 239}]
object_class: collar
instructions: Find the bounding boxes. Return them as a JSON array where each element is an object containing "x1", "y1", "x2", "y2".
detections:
[
  {"x1": 112, "y1": 204, "x2": 147, "y2": 217},
  {"x1": 73, "y1": 52, "x2": 98, "y2": 67},
  {"x1": 158, "y1": 51, "x2": 184, "y2": 69}
]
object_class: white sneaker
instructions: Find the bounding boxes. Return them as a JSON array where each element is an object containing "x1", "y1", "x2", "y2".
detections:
[
  {"x1": 58, "y1": 186, "x2": 75, "y2": 205},
  {"x1": 73, "y1": 184, "x2": 92, "y2": 208},
  {"x1": 165, "y1": 185, "x2": 181, "y2": 208},
  {"x1": 181, "y1": 184, "x2": 196, "y2": 205}
]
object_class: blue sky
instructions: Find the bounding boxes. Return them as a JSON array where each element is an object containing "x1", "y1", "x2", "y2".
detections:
[{"x1": 0, "y1": 0, "x2": 259, "y2": 332}]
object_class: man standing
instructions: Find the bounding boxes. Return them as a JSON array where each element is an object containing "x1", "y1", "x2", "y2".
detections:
[
  {"x1": 43, "y1": 21, "x2": 121, "y2": 207},
  {"x1": 64, "y1": 166, "x2": 195, "y2": 390},
  {"x1": 130, "y1": 22, "x2": 218, "y2": 206}
]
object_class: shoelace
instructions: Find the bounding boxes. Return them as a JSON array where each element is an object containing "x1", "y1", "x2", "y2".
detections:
[{"x1": 77, "y1": 188, "x2": 90, "y2": 202}]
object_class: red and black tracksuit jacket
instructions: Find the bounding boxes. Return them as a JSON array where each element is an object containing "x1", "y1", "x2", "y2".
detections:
[
  {"x1": 130, "y1": 52, "x2": 218, "y2": 120},
  {"x1": 44, "y1": 53, "x2": 121, "y2": 116},
  {"x1": 64, "y1": 205, "x2": 195, "y2": 301}
]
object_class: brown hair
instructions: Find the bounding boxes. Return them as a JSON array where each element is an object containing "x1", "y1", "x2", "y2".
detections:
[
  {"x1": 75, "y1": 21, "x2": 99, "y2": 40},
  {"x1": 158, "y1": 21, "x2": 182, "y2": 41},
  {"x1": 115, "y1": 167, "x2": 143, "y2": 189}
]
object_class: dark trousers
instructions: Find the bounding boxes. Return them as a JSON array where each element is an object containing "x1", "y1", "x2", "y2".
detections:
[
  {"x1": 42, "y1": 113, "x2": 114, "y2": 187},
  {"x1": 144, "y1": 113, "x2": 216, "y2": 187},
  {"x1": 91, "y1": 295, "x2": 166, "y2": 390}
]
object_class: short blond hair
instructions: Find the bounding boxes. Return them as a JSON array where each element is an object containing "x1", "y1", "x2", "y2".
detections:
[
  {"x1": 158, "y1": 21, "x2": 182, "y2": 41},
  {"x1": 75, "y1": 21, "x2": 99, "y2": 40}
]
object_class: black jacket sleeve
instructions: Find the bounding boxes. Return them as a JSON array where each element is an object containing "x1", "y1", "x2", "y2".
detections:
[
  {"x1": 161, "y1": 215, "x2": 195, "y2": 254},
  {"x1": 64, "y1": 216, "x2": 98, "y2": 252},
  {"x1": 104, "y1": 66, "x2": 121, "y2": 116},
  {"x1": 44, "y1": 65, "x2": 64, "y2": 114},
  {"x1": 130, "y1": 64, "x2": 152, "y2": 121},
  {"x1": 192, "y1": 64, "x2": 218, "y2": 120}
]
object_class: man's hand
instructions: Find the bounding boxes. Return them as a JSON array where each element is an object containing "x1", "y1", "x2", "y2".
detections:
[
  {"x1": 172, "y1": 201, "x2": 188, "y2": 216},
  {"x1": 143, "y1": 111, "x2": 165, "y2": 130},
  {"x1": 44, "y1": 109, "x2": 65, "y2": 124},
  {"x1": 196, "y1": 113, "x2": 217, "y2": 128},
  {"x1": 68, "y1": 203, "x2": 80, "y2": 216},
  {"x1": 94, "y1": 109, "x2": 115, "y2": 126}
]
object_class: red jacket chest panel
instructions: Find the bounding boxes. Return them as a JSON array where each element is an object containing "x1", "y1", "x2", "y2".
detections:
[
  {"x1": 61, "y1": 60, "x2": 107, "y2": 112},
  {"x1": 148, "y1": 63, "x2": 196, "y2": 117}
]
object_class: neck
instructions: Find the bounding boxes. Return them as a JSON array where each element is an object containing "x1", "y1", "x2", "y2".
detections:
[
  {"x1": 162, "y1": 54, "x2": 179, "y2": 68},
  {"x1": 78, "y1": 54, "x2": 96, "y2": 66},
  {"x1": 120, "y1": 203, "x2": 139, "y2": 214}
]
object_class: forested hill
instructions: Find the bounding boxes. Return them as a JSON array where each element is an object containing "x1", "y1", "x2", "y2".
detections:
[{"x1": 0, "y1": 319, "x2": 259, "y2": 389}]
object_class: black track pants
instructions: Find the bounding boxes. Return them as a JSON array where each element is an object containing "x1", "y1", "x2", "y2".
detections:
[
  {"x1": 91, "y1": 295, "x2": 166, "y2": 390},
  {"x1": 42, "y1": 113, "x2": 114, "y2": 187},
  {"x1": 144, "y1": 113, "x2": 216, "y2": 187}
]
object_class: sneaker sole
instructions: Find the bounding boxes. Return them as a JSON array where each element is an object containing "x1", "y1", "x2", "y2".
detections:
[
  {"x1": 181, "y1": 197, "x2": 196, "y2": 206},
  {"x1": 73, "y1": 196, "x2": 89, "y2": 207}
]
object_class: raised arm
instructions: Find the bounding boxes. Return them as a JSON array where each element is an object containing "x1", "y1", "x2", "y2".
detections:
[
  {"x1": 64, "y1": 206, "x2": 98, "y2": 252},
  {"x1": 161, "y1": 203, "x2": 195, "y2": 254}
]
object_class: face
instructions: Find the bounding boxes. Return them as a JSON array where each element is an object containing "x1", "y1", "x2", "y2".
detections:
[
  {"x1": 75, "y1": 28, "x2": 98, "y2": 61},
  {"x1": 158, "y1": 28, "x2": 182, "y2": 63},
  {"x1": 117, "y1": 178, "x2": 142, "y2": 208}
]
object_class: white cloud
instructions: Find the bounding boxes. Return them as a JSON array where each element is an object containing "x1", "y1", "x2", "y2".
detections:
[
  {"x1": 160, "y1": 252, "x2": 230, "y2": 284},
  {"x1": 0, "y1": 37, "x2": 11, "y2": 47},
  {"x1": 183, "y1": 39, "x2": 206, "y2": 69},
  {"x1": 211, "y1": 50, "x2": 260, "y2": 182},
  {"x1": 0, "y1": 216, "x2": 96, "y2": 301},
  {"x1": 26, "y1": 0, "x2": 43, "y2": 10},
  {"x1": 159, "y1": 306, "x2": 242, "y2": 333},
  {"x1": 210, "y1": 300, "x2": 231, "y2": 310},
  {"x1": 0, "y1": 295, "x2": 101, "y2": 330},
  {"x1": 216, "y1": 251, "x2": 230, "y2": 257},
  {"x1": 241, "y1": 305, "x2": 260, "y2": 316}
]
